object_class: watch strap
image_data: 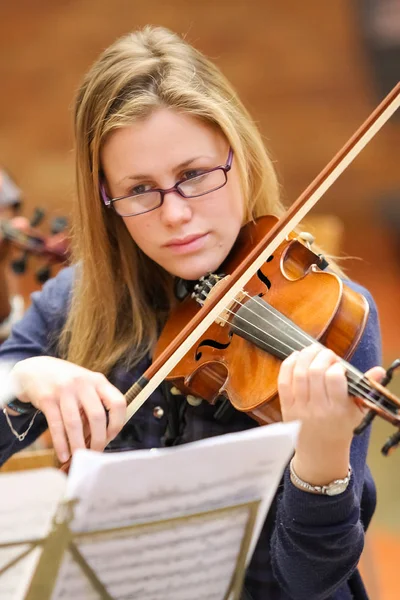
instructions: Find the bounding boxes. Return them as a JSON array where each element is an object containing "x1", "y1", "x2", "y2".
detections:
[
  {"x1": 7, "y1": 399, "x2": 37, "y2": 415},
  {"x1": 289, "y1": 458, "x2": 352, "y2": 496}
]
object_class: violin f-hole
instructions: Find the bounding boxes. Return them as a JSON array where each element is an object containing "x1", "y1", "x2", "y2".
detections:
[{"x1": 195, "y1": 334, "x2": 233, "y2": 361}]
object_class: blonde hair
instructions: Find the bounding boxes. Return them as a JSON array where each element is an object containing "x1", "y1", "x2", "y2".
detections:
[{"x1": 59, "y1": 25, "x2": 316, "y2": 373}]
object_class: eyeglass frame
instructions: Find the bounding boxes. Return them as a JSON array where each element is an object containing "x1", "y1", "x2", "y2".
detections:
[{"x1": 100, "y1": 147, "x2": 234, "y2": 217}]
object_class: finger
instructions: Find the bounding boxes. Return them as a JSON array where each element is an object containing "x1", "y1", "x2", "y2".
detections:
[
  {"x1": 324, "y1": 361, "x2": 348, "y2": 408},
  {"x1": 365, "y1": 366, "x2": 386, "y2": 383},
  {"x1": 59, "y1": 389, "x2": 86, "y2": 454},
  {"x1": 43, "y1": 400, "x2": 71, "y2": 463},
  {"x1": 353, "y1": 366, "x2": 386, "y2": 418},
  {"x1": 291, "y1": 344, "x2": 323, "y2": 407},
  {"x1": 278, "y1": 351, "x2": 299, "y2": 411},
  {"x1": 308, "y1": 348, "x2": 340, "y2": 409},
  {"x1": 95, "y1": 377, "x2": 127, "y2": 442},
  {"x1": 78, "y1": 383, "x2": 108, "y2": 452}
]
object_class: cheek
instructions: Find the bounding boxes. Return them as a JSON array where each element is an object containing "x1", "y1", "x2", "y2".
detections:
[
  {"x1": 232, "y1": 190, "x2": 245, "y2": 223},
  {"x1": 122, "y1": 218, "x2": 154, "y2": 251},
  {"x1": 230, "y1": 180, "x2": 246, "y2": 222},
  {"x1": 214, "y1": 186, "x2": 245, "y2": 229}
]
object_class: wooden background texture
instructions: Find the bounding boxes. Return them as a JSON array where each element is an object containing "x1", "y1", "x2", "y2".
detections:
[{"x1": 0, "y1": 2, "x2": 400, "y2": 598}]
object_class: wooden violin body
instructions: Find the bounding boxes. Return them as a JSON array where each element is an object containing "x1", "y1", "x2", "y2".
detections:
[
  {"x1": 0, "y1": 211, "x2": 70, "y2": 341},
  {"x1": 155, "y1": 216, "x2": 369, "y2": 424}
]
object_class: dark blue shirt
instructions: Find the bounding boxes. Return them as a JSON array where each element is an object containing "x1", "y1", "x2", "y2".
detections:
[{"x1": 0, "y1": 266, "x2": 382, "y2": 600}]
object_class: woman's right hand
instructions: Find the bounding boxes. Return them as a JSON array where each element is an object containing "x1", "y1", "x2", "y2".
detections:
[{"x1": 10, "y1": 356, "x2": 127, "y2": 463}]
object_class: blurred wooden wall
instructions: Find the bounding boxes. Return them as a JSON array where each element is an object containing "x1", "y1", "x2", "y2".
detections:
[{"x1": 0, "y1": 0, "x2": 399, "y2": 357}]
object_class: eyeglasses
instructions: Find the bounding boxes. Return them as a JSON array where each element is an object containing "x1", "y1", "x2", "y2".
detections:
[{"x1": 100, "y1": 148, "x2": 234, "y2": 217}]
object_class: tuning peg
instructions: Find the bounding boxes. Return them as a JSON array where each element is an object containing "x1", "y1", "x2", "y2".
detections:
[
  {"x1": 381, "y1": 431, "x2": 400, "y2": 456},
  {"x1": 11, "y1": 251, "x2": 28, "y2": 274},
  {"x1": 297, "y1": 231, "x2": 329, "y2": 270},
  {"x1": 36, "y1": 264, "x2": 51, "y2": 284},
  {"x1": 381, "y1": 359, "x2": 400, "y2": 386},
  {"x1": 353, "y1": 410, "x2": 376, "y2": 435},
  {"x1": 298, "y1": 231, "x2": 315, "y2": 248},
  {"x1": 379, "y1": 359, "x2": 400, "y2": 455},
  {"x1": 354, "y1": 358, "x2": 400, "y2": 438},
  {"x1": 50, "y1": 216, "x2": 68, "y2": 235},
  {"x1": 30, "y1": 207, "x2": 45, "y2": 228}
]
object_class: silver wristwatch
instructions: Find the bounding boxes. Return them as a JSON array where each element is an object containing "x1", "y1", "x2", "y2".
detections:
[{"x1": 289, "y1": 458, "x2": 352, "y2": 496}]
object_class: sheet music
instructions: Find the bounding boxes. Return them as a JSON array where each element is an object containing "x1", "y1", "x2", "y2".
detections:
[
  {"x1": 0, "y1": 469, "x2": 66, "y2": 600},
  {"x1": 51, "y1": 421, "x2": 299, "y2": 600},
  {"x1": 52, "y1": 506, "x2": 251, "y2": 600}
]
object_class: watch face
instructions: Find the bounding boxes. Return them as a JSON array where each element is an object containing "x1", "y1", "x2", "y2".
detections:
[{"x1": 326, "y1": 481, "x2": 347, "y2": 496}]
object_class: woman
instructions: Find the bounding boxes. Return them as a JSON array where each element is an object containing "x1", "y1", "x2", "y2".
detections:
[{"x1": 0, "y1": 26, "x2": 384, "y2": 599}]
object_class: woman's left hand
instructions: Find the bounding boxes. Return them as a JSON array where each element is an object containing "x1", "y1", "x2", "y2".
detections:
[{"x1": 278, "y1": 343, "x2": 385, "y2": 486}]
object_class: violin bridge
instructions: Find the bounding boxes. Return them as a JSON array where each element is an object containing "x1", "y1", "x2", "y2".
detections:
[{"x1": 214, "y1": 290, "x2": 246, "y2": 327}]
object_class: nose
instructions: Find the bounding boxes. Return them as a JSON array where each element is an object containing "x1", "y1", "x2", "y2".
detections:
[{"x1": 159, "y1": 191, "x2": 192, "y2": 227}]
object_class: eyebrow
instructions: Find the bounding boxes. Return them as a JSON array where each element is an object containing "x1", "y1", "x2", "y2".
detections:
[{"x1": 117, "y1": 155, "x2": 213, "y2": 185}]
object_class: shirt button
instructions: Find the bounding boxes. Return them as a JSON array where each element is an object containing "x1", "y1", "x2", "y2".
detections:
[
  {"x1": 186, "y1": 394, "x2": 203, "y2": 407},
  {"x1": 152, "y1": 406, "x2": 164, "y2": 419},
  {"x1": 170, "y1": 386, "x2": 182, "y2": 395}
]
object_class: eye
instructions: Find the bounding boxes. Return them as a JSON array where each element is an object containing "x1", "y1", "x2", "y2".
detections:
[
  {"x1": 181, "y1": 169, "x2": 206, "y2": 181},
  {"x1": 129, "y1": 183, "x2": 153, "y2": 196}
]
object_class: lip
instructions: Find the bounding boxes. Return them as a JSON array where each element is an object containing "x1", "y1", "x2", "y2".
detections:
[
  {"x1": 164, "y1": 232, "x2": 209, "y2": 254},
  {"x1": 165, "y1": 233, "x2": 207, "y2": 246}
]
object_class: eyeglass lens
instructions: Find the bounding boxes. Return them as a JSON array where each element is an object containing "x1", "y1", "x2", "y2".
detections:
[{"x1": 113, "y1": 168, "x2": 227, "y2": 217}]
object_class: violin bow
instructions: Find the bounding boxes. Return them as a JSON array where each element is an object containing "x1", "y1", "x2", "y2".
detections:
[{"x1": 124, "y1": 82, "x2": 400, "y2": 422}]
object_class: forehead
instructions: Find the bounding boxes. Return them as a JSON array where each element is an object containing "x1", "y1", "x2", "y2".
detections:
[{"x1": 100, "y1": 108, "x2": 227, "y2": 179}]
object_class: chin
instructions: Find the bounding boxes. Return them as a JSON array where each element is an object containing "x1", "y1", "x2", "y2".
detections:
[
  {"x1": 168, "y1": 256, "x2": 225, "y2": 282},
  {"x1": 171, "y1": 267, "x2": 208, "y2": 281}
]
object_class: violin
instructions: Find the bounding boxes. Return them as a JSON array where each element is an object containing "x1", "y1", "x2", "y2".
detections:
[
  {"x1": 154, "y1": 216, "x2": 400, "y2": 452},
  {"x1": 0, "y1": 238, "x2": 12, "y2": 325},
  {"x1": 0, "y1": 210, "x2": 70, "y2": 339},
  {"x1": 0, "y1": 210, "x2": 70, "y2": 268},
  {"x1": 0, "y1": 169, "x2": 22, "y2": 324},
  {"x1": 155, "y1": 215, "x2": 370, "y2": 422},
  {"x1": 60, "y1": 82, "x2": 400, "y2": 473},
  {"x1": 0, "y1": 207, "x2": 70, "y2": 286}
]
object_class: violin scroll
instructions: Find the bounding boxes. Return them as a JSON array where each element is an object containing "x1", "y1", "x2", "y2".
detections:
[{"x1": 1, "y1": 208, "x2": 70, "y2": 283}]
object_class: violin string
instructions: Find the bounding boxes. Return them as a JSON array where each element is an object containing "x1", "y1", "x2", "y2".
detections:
[
  {"x1": 218, "y1": 307, "x2": 393, "y2": 418},
  {"x1": 215, "y1": 297, "x2": 393, "y2": 417},
  {"x1": 235, "y1": 291, "x2": 380, "y2": 397},
  {"x1": 232, "y1": 294, "x2": 387, "y2": 407},
  {"x1": 241, "y1": 291, "x2": 367, "y2": 380}
]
